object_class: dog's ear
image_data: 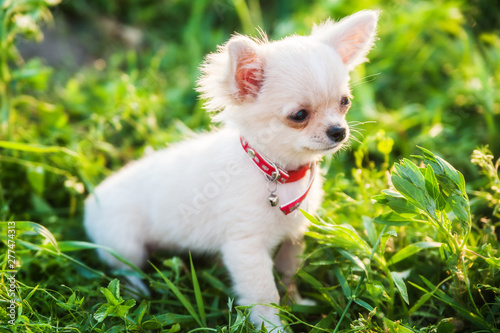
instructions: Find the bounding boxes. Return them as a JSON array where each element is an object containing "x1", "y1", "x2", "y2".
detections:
[
  {"x1": 227, "y1": 36, "x2": 264, "y2": 102},
  {"x1": 197, "y1": 35, "x2": 264, "y2": 112},
  {"x1": 312, "y1": 10, "x2": 379, "y2": 70}
]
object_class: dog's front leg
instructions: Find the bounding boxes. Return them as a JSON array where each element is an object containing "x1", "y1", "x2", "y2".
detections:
[
  {"x1": 274, "y1": 238, "x2": 304, "y2": 285},
  {"x1": 221, "y1": 239, "x2": 283, "y2": 331},
  {"x1": 274, "y1": 238, "x2": 314, "y2": 306}
]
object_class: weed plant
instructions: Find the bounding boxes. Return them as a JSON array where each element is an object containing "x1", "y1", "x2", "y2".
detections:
[{"x1": 0, "y1": 0, "x2": 499, "y2": 332}]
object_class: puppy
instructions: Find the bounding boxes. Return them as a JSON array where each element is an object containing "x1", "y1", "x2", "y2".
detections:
[{"x1": 84, "y1": 10, "x2": 379, "y2": 331}]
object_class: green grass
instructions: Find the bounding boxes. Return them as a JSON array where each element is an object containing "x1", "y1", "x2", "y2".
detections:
[{"x1": 1, "y1": 0, "x2": 499, "y2": 332}]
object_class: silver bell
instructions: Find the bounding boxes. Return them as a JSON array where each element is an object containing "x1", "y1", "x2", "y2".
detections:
[{"x1": 268, "y1": 194, "x2": 279, "y2": 207}]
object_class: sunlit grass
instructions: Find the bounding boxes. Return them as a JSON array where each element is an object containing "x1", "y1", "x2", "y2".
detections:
[{"x1": 0, "y1": 0, "x2": 499, "y2": 332}]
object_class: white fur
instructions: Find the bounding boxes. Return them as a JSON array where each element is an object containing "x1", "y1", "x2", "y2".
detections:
[
  {"x1": 85, "y1": 11, "x2": 378, "y2": 331},
  {"x1": 311, "y1": 10, "x2": 380, "y2": 70}
]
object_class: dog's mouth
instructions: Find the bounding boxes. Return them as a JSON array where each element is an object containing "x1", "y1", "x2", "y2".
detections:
[{"x1": 304, "y1": 143, "x2": 343, "y2": 153}]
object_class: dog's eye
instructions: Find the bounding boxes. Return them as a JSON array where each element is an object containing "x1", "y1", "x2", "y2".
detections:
[
  {"x1": 340, "y1": 96, "x2": 351, "y2": 107},
  {"x1": 289, "y1": 109, "x2": 309, "y2": 122}
]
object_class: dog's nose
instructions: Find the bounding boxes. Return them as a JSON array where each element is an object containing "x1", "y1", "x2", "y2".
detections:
[{"x1": 326, "y1": 126, "x2": 347, "y2": 142}]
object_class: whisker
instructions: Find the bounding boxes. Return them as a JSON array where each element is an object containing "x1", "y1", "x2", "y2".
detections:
[
  {"x1": 350, "y1": 129, "x2": 365, "y2": 139},
  {"x1": 348, "y1": 120, "x2": 377, "y2": 126},
  {"x1": 341, "y1": 141, "x2": 353, "y2": 152},
  {"x1": 348, "y1": 126, "x2": 367, "y2": 132},
  {"x1": 350, "y1": 73, "x2": 380, "y2": 87},
  {"x1": 349, "y1": 127, "x2": 365, "y2": 133},
  {"x1": 349, "y1": 133, "x2": 363, "y2": 144},
  {"x1": 350, "y1": 138, "x2": 362, "y2": 145}
]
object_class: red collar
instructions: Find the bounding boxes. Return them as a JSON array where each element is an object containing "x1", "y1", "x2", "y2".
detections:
[{"x1": 240, "y1": 137, "x2": 317, "y2": 215}]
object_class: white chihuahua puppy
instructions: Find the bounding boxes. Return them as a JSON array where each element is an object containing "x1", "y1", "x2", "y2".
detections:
[{"x1": 85, "y1": 10, "x2": 378, "y2": 331}]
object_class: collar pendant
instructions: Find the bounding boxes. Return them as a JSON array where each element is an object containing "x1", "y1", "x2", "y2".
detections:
[{"x1": 240, "y1": 137, "x2": 317, "y2": 215}]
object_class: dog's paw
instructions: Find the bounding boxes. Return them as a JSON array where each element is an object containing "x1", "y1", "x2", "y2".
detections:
[
  {"x1": 250, "y1": 304, "x2": 284, "y2": 332},
  {"x1": 285, "y1": 283, "x2": 316, "y2": 306},
  {"x1": 124, "y1": 275, "x2": 150, "y2": 298},
  {"x1": 295, "y1": 297, "x2": 316, "y2": 306}
]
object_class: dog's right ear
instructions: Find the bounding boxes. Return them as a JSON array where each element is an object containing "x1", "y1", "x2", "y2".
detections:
[
  {"x1": 312, "y1": 10, "x2": 379, "y2": 70},
  {"x1": 227, "y1": 36, "x2": 264, "y2": 103}
]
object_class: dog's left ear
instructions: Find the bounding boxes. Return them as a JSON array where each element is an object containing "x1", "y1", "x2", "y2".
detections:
[
  {"x1": 197, "y1": 35, "x2": 265, "y2": 112},
  {"x1": 227, "y1": 36, "x2": 264, "y2": 103},
  {"x1": 312, "y1": 10, "x2": 379, "y2": 70}
]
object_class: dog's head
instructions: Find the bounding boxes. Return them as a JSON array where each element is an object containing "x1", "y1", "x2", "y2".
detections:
[{"x1": 198, "y1": 10, "x2": 379, "y2": 168}]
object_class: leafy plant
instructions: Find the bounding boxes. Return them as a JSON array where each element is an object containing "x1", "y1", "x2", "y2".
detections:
[
  {"x1": 0, "y1": 0, "x2": 61, "y2": 134},
  {"x1": 375, "y1": 147, "x2": 471, "y2": 265},
  {"x1": 374, "y1": 147, "x2": 498, "y2": 331},
  {"x1": 94, "y1": 279, "x2": 136, "y2": 324},
  {"x1": 471, "y1": 146, "x2": 500, "y2": 219}
]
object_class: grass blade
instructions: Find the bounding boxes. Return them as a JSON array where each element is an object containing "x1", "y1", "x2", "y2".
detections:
[
  {"x1": 390, "y1": 271, "x2": 409, "y2": 305},
  {"x1": 309, "y1": 313, "x2": 334, "y2": 333},
  {"x1": 408, "y1": 281, "x2": 438, "y2": 316},
  {"x1": 332, "y1": 265, "x2": 351, "y2": 298},
  {"x1": 337, "y1": 249, "x2": 367, "y2": 277},
  {"x1": 1, "y1": 221, "x2": 60, "y2": 253},
  {"x1": 333, "y1": 225, "x2": 388, "y2": 333},
  {"x1": 388, "y1": 242, "x2": 442, "y2": 266},
  {"x1": 373, "y1": 211, "x2": 413, "y2": 226},
  {"x1": 189, "y1": 253, "x2": 206, "y2": 326},
  {"x1": 201, "y1": 271, "x2": 232, "y2": 296},
  {"x1": 354, "y1": 299, "x2": 374, "y2": 311},
  {"x1": 145, "y1": 313, "x2": 200, "y2": 326},
  {"x1": 150, "y1": 262, "x2": 203, "y2": 327},
  {"x1": 16, "y1": 239, "x2": 107, "y2": 279},
  {"x1": 383, "y1": 318, "x2": 416, "y2": 333},
  {"x1": 362, "y1": 216, "x2": 377, "y2": 246},
  {"x1": 417, "y1": 276, "x2": 490, "y2": 329},
  {"x1": 57, "y1": 240, "x2": 149, "y2": 279},
  {"x1": 0, "y1": 141, "x2": 78, "y2": 157},
  {"x1": 297, "y1": 270, "x2": 344, "y2": 315}
]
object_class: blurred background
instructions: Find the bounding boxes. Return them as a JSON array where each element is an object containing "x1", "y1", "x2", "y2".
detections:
[
  {"x1": 0, "y1": 0, "x2": 500, "y2": 224},
  {"x1": 1, "y1": 1, "x2": 498, "y2": 223}
]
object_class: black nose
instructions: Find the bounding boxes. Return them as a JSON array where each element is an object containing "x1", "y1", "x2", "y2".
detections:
[{"x1": 326, "y1": 126, "x2": 347, "y2": 142}]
